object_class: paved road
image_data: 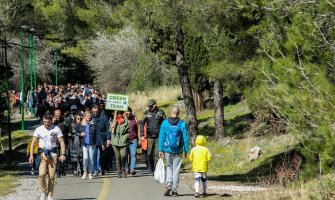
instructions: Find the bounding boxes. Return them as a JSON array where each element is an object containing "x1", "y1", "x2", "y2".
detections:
[{"x1": 53, "y1": 162, "x2": 195, "y2": 200}]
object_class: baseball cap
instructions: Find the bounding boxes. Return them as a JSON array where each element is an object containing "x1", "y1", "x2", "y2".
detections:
[
  {"x1": 147, "y1": 99, "x2": 156, "y2": 107},
  {"x1": 70, "y1": 105, "x2": 77, "y2": 110}
]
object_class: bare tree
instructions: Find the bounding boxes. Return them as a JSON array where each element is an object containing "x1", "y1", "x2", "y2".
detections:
[{"x1": 86, "y1": 27, "x2": 142, "y2": 92}]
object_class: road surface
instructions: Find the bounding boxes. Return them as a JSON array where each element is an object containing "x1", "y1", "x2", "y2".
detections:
[{"x1": 53, "y1": 162, "x2": 195, "y2": 200}]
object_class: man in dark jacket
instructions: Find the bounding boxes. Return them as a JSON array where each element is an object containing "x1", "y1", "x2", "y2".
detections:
[
  {"x1": 92, "y1": 105, "x2": 111, "y2": 176},
  {"x1": 140, "y1": 99, "x2": 166, "y2": 173},
  {"x1": 53, "y1": 109, "x2": 69, "y2": 178}
]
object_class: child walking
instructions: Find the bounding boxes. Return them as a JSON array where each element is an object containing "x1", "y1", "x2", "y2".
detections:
[{"x1": 189, "y1": 135, "x2": 212, "y2": 198}]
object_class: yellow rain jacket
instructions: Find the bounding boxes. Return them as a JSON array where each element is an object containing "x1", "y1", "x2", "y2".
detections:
[
  {"x1": 26, "y1": 138, "x2": 39, "y2": 156},
  {"x1": 189, "y1": 135, "x2": 211, "y2": 172}
]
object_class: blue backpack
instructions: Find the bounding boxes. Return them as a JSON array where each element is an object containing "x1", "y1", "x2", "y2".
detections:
[{"x1": 165, "y1": 120, "x2": 183, "y2": 148}]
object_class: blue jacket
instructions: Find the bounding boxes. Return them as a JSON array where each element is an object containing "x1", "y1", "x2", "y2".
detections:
[
  {"x1": 158, "y1": 117, "x2": 189, "y2": 154},
  {"x1": 77, "y1": 122, "x2": 98, "y2": 146},
  {"x1": 93, "y1": 111, "x2": 111, "y2": 146}
]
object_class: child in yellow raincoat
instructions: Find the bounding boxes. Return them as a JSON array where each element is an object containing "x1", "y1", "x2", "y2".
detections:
[
  {"x1": 26, "y1": 138, "x2": 40, "y2": 175},
  {"x1": 189, "y1": 135, "x2": 212, "y2": 198}
]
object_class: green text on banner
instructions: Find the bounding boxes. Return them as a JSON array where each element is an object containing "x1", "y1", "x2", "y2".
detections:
[{"x1": 105, "y1": 93, "x2": 129, "y2": 111}]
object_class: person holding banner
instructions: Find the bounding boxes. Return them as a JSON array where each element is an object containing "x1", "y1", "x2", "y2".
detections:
[{"x1": 110, "y1": 110, "x2": 130, "y2": 178}]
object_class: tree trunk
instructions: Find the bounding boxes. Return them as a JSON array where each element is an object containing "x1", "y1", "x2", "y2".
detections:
[
  {"x1": 176, "y1": 25, "x2": 198, "y2": 143},
  {"x1": 214, "y1": 79, "x2": 224, "y2": 140},
  {"x1": 193, "y1": 90, "x2": 204, "y2": 113}
]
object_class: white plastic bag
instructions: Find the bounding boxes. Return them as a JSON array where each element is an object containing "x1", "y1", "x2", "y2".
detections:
[{"x1": 154, "y1": 158, "x2": 166, "y2": 183}]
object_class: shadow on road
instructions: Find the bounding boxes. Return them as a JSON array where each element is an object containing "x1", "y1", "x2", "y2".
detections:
[{"x1": 57, "y1": 198, "x2": 96, "y2": 200}]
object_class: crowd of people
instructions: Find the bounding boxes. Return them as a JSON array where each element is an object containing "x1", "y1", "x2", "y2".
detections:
[{"x1": 22, "y1": 83, "x2": 212, "y2": 200}]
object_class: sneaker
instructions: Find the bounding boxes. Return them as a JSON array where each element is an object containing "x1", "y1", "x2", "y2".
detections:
[
  {"x1": 73, "y1": 171, "x2": 77, "y2": 177},
  {"x1": 122, "y1": 170, "x2": 128, "y2": 178},
  {"x1": 93, "y1": 171, "x2": 99, "y2": 177},
  {"x1": 172, "y1": 191, "x2": 179, "y2": 197},
  {"x1": 164, "y1": 185, "x2": 172, "y2": 196},
  {"x1": 195, "y1": 192, "x2": 200, "y2": 198},
  {"x1": 88, "y1": 173, "x2": 93, "y2": 180},
  {"x1": 47, "y1": 196, "x2": 53, "y2": 200},
  {"x1": 131, "y1": 170, "x2": 137, "y2": 175},
  {"x1": 82, "y1": 172, "x2": 87, "y2": 180},
  {"x1": 101, "y1": 170, "x2": 105, "y2": 176},
  {"x1": 203, "y1": 193, "x2": 207, "y2": 197},
  {"x1": 39, "y1": 192, "x2": 47, "y2": 200},
  {"x1": 117, "y1": 171, "x2": 122, "y2": 178},
  {"x1": 31, "y1": 168, "x2": 35, "y2": 175}
]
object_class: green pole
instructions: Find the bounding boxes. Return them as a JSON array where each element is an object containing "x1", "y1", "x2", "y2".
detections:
[
  {"x1": 55, "y1": 49, "x2": 58, "y2": 86},
  {"x1": 4, "y1": 36, "x2": 12, "y2": 151},
  {"x1": 29, "y1": 35, "x2": 33, "y2": 115},
  {"x1": 20, "y1": 31, "x2": 25, "y2": 130},
  {"x1": 33, "y1": 38, "x2": 37, "y2": 89}
]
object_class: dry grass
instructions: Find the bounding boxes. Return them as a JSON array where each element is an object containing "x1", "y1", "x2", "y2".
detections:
[
  {"x1": 128, "y1": 86, "x2": 182, "y2": 117},
  {"x1": 243, "y1": 173, "x2": 335, "y2": 200}
]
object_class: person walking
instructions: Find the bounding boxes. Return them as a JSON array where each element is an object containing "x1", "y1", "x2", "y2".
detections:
[
  {"x1": 124, "y1": 107, "x2": 139, "y2": 175},
  {"x1": 92, "y1": 105, "x2": 111, "y2": 176},
  {"x1": 78, "y1": 111, "x2": 97, "y2": 180},
  {"x1": 29, "y1": 111, "x2": 66, "y2": 200},
  {"x1": 158, "y1": 105, "x2": 189, "y2": 196},
  {"x1": 53, "y1": 109, "x2": 69, "y2": 178},
  {"x1": 110, "y1": 110, "x2": 129, "y2": 178},
  {"x1": 69, "y1": 113, "x2": 83, "y2": 176},
  {"x1": 141, "y1": 99, "x2": 165, "y2": 173},
  {"x1": 189, "y1": 135, "x2": 212, "y2": 198}
]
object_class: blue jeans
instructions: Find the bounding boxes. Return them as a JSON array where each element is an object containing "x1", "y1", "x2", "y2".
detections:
[
  {"x1": 125, "y1": 139, "x2": 138, "y2": 171},
  {"x1": 83, "y1": 145, "x2": 95, "y2": 173},
  {"x1": 93, "y1": 146, "x2": 102, "y2": 173}
]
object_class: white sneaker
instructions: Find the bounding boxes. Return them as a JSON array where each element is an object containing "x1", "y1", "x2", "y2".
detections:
[
  {"x1": 88, "y1": 173, "x2": 93, "y2": 180},
  {"x1": 82, "y1": 172, "x2": 87, "y2": 180},
  {"x1": 31, "y1": 168, "x2": 35, "y2": 175},
  {"x1": 40, "y1": 193, "x2": 47, "y2": 200},
  {"x1": 47, "y1": 196, "x2": 53, "y2": 200}
]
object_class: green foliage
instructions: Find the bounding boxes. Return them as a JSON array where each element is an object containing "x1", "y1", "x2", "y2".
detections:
[
  {"x1": 185, "y1": 35, "x2": 209, "y2": 91},
  {"x1": 245, "y1": 0, "x2": 335, "y2": 176},
  {"x1": 128, "y1": 51, "x2": 159, "y2": 93}
]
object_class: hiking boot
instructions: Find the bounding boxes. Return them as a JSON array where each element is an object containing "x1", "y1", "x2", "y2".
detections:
[
  {"x1": 93, "y1": 170, "x2": 99, "y2": 177},
  {"x1": 203, "y1": 193, "x2": 207, "y2": 197},
  {"x1": 147, "y1": 167, "x2": 153, "y2": 174},
  {"x1": 130, "y1": 170, "x2": 137, "y2": 175},
  {"x1": 172, "y1": 191, "x2": 179, "y2": 197},
  {"x1": 117, "y1": 171, "x2": 122, "y2": 178},
  {"x1": 82, "y1": 172, "x2": 87, "y2": 180},
  {"x1": 164, "y1": 185, "x2": 172, "y2": 196},
  {"x1": 194, "y1": 192, "x2": 200, "y2": 198},
  {"x1": 88, "y1": 173, "x2": 93, "y2": 180},
  {"x1": 122, "y1": 170, "x2": 128, "y2": 178},
  {"x1": 39, "y1": 192, "x2": 47, "y2": 200}
]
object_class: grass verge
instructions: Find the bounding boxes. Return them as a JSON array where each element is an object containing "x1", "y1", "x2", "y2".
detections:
[
  {"x1": 0, "y1": 130, "x2": 31, "y2": 153},
  {"x1": 0, "y1": 170, "x2": 18, "y2": 196}
]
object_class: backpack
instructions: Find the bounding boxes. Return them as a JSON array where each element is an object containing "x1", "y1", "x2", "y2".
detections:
[{"x1": 165, "y1": 120, "x2": 183, "y2": 148}]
